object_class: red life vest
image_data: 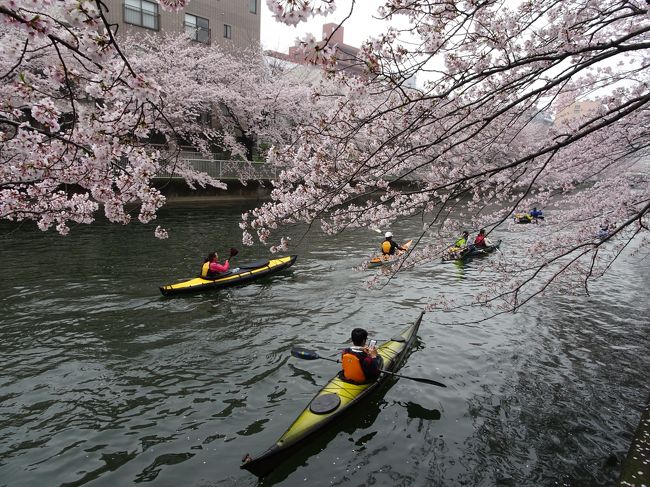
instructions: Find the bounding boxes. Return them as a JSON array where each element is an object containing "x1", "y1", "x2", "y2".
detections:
[{"x1": 474, "y1": 234, "x2": 486, "y2": 247}]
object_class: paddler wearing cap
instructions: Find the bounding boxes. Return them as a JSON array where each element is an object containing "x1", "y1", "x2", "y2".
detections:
[{"x1": 381, "y1": 231, "x2": 407, "y2": 255}]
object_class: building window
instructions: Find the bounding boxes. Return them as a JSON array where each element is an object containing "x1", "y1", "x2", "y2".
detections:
[
  {"x1": 249, "y1": 0, "x2": 257, "y2": 14},
  {"x1": 224, "y1": 24, "x2": 232, "y2": 39},
  {"x1": 185, "y1": 13, "x2": 210, "y2": 44},
  {"x1": 124, "y1": 0, "x2": 159, "y2": 30}
]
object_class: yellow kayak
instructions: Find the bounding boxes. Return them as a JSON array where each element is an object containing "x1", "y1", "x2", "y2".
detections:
[
  {"x1": 513, "y1": 213, "x2": 532, "y2": 223},
  {"x1": 159, "y1": 255, "x2": 297, "y2": 296},
  {"x1": 241, "y1": 311, "x2": 424, "y2": 477}
]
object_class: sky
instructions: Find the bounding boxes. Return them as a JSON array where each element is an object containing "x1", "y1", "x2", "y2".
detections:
[{"x1": 260, "y1": 0, "x2": 391, "y2": 53}]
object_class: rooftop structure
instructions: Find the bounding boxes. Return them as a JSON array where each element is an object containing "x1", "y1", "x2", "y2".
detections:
[
  {"x1": 267, "y1": 23, "x2": 366, "y2": 77},
  {"x1": 267, "y1": 23, "x2": 418, "y2": 88}
]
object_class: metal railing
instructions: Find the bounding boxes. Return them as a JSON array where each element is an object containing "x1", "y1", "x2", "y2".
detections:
[
  {"x1": 156, "y1": 157, "x2": 279, "y2": 181},
  {"x1": 151, "y1": 146, "x2": 429, "y2": 183}
]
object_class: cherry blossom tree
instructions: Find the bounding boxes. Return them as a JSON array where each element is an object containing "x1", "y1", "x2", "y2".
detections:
[
  {"x1": 2, "y1": 0, "x2": 648, "y2": 312},
  {"x1": 0, "y1": 0, "x2": 209, "y2": 238},
  {"x1": 125, "y1": 33, "x2": 326, "y2": 162},
  {"x1": 0, "y1": 0, "x2": 339, "y2": 237},
  {"x1": 246, "y1": 0, "x2": 650, "y2": 313}
]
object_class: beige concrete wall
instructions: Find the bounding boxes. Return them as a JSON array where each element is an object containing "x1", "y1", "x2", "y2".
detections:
[{"x1": 101, "y1": 0, "x2": 260, "y2": 49}]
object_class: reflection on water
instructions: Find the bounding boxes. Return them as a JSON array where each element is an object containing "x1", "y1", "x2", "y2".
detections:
[
  {"x1": 0, "y1": 203, "x2": 648, "y2": 487},
  {"x1": 401, "y1": 401, "x2": 442, "y2": 421}
]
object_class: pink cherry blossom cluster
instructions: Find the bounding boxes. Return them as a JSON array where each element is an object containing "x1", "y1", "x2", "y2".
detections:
[
  {"x1": 291, "y1": 33, "x2": 337, "y2": 66},
  {"x1": 157, "y1": 0, "x2": 191, "y2": 12},
  {"x1": 1, "y1": 4, "x2": 340, "y2": 237},
  {"x1": 1, "y1": 0, "x2": 232, "y2": 237},
  {"x1": 266, "y1": 0, "x2": 336, "y2": 26},
  {"x1": 240, "y1": 0, "x2": 650, "y2": 312},
  {"x1": 125, "y1": 32, "x2": 329, "y2": 163},
  {"x1": 30, "y1": 98, "x2": 61, "y2": 133}
]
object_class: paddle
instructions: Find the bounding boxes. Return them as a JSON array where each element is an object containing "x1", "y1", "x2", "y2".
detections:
[
  {"x1": 291, "y1": 348, "x2": 447, "y2": 387},
  {"x1": 228, "y1": 247, "x2": 239, "y2": 260}
]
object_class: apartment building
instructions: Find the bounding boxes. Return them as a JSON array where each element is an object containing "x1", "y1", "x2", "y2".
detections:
[
  {"x1": 101, "y1": 0, "x2": 261, "y2": 49},
  {"x1": 554, "y1": 100, "x2": 602, "y2": 126}
]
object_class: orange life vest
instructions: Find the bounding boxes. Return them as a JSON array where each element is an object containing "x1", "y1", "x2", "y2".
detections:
[
  {"x1": 381, "y1": 240, "x2": 392, "y2": 255},
  {"x1": 341, "y1": 351, "x2": 367, "y2": 383}
]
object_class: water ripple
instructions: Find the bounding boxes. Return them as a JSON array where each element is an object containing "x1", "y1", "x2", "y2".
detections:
[{"x1": 0, "y1": 206, "x2": 647, "y2": 486}]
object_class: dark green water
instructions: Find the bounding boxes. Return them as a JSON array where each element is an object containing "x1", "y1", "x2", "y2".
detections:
[{"x1": 0, "y1": 202, "x2": 648, "y2": 486}]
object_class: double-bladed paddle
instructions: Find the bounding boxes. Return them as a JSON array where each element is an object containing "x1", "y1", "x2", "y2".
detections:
[{"x1": 290, "y1": 348, "x2": 447, "y2": 387}]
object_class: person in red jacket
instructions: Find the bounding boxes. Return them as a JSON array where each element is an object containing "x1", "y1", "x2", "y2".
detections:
[{"x1": 473, "y1": 228, "x2": 492, "y2": 248}]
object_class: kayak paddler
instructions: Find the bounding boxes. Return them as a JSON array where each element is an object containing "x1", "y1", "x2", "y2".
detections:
[
  {"x1": 473, "y1": 229, "x2": 492, "y2": 248},
  {"x1": 453, "y1": 231, "x2": 469, "y2": 248},
  {"x1": 200, "y1": 248, "x2": 238, "y2": 278},
  {"x1": 446, "y1": 230, "x2": 471, "y2": 259},
  {"x1": 381, "y1": 231, "x2": 406, "y2": 255},
  {"x1": 340, "y1": 328, "x2": 383, "y2": 384}
]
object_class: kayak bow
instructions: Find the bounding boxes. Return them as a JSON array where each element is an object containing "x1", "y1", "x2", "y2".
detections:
[
  {"x1": 241, "y1": 311, "x2": 424, "y2": 477},
  {"x1": 159, "y1": 255, "x2": 297, "y2": 296}
]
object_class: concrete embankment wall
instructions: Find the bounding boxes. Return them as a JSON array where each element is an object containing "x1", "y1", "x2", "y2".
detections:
[
  {"x1": 154, "y1": 178, "x2": 423, "y2": 203},
  {"x1": 155, "y1": 179, "x2": 273, "y2": 203},
  {"x1": 619, "y1": 396, "x2": 650, "y2": 486}
]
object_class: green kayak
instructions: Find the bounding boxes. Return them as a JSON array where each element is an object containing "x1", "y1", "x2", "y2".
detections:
[
  {"x1": 241, "y1": 311, "x2": 424, "y2": 477},
  {"x1": 441, "y1": 240, "x2": 502, "y2": 262}
]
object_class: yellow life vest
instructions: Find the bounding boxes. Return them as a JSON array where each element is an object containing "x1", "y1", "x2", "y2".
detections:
[
  {"x1": 381, "y1": 240, "x2": 392, "y2": 255},
  {"x1": 200, "y1": 261, "x2": 210, "y2": 278},
  {"x1": 341, "y1": 351, "x2": 367, "y2": 383}
]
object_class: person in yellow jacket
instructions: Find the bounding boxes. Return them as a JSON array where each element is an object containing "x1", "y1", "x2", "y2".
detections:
[
  {"x1": 340, "y1": 328, "x2": 383, "y2": 384},
  {"x1": 444, "y1": 231, "x2": 470, "y2": 260},
  {"x1": 453, "y1": 231, "x2": 469, "y2": 249},
  {"x1": 381, "y1": 231, "x2": 406, "y2": 255}
]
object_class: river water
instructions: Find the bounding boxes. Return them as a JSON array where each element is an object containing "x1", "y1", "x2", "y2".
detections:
[{"x1": 0, "y1": 201, "x2": 648, "y2": 487}]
